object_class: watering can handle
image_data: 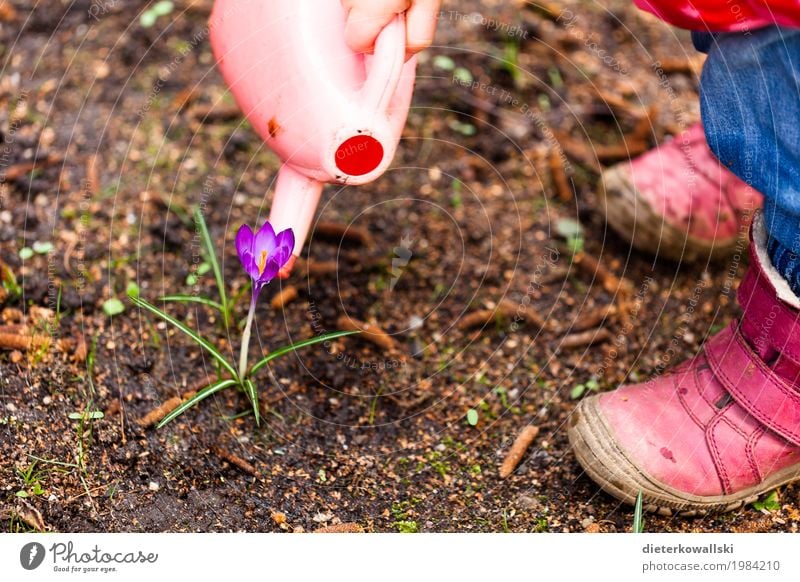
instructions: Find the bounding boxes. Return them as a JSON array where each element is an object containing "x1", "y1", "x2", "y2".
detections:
[{"x1": 360, "y1": 14, "x2": 407, "y2": 114}]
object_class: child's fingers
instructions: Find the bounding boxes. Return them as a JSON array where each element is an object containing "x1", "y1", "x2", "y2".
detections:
[
  {"x1": 405, "y1": 0, "x2": 440, "y2": 57},
  {"x1": 343, "y1": 0, "x2": 411, "y2": 54}
]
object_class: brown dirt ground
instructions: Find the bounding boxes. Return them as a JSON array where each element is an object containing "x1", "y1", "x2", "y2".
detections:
[{"x1": 1, "y1": 0, "x2": 797, "y2": 533}]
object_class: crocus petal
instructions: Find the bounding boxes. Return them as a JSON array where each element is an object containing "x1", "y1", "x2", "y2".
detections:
[
  {"x1": 254, "y1": 221, "x2": 278, "y2": 260},
  {"x1": 258, "y1": 257, "x2": 281, "y2": 284},
  {"x1": 240, "y1": 250, "x2": 261, "y2": 281},
  {"x1": 235, "y1": 224, "x2": 255, "y2": 258},
  {"x1": 274, "y1": 228, "x2": 296, "y2": 266}
]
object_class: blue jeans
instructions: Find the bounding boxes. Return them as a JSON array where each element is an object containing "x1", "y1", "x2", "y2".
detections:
[{"x1": 695, "y1": 26, "x2": 800, "y2": 252}]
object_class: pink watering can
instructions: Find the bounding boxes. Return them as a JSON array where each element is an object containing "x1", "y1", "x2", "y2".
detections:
[{"x1": 209, "y1": 0, "x2": 418, "y2": 275}]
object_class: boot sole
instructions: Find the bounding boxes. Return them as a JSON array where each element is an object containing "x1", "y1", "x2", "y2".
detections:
[
  {"x1": 568, "y1": 396, "x2": 800, "y2": 517},
  {"x1": 600, "y1": 165, "x2": 740, "y2": 263}
]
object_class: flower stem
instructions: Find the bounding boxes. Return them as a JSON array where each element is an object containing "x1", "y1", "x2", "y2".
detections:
[{"x1": 239, "y1": 293, "x2": 257, "y2": 379}]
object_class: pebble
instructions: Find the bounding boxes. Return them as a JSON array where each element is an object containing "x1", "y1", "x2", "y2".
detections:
[
  {"x1": 43, "y1": 396, "x2": 52, "y2": 405},
  {"x1": 148, "y1": 481, "x2": 160, "y2": 492},
  {"x1": 312, "y1": 511, "x2": 334, "y2": 523},
  {"x1": 5, "y1": 402, "x2": 16, "y2": 412},
  {"x1": 408, "y1": 315, "x2": 424, "y2": 331}
]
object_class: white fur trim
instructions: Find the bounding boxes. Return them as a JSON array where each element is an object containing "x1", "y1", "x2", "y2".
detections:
[{"x1": 752, "y1": 213, "x2": 800, "y2": 309}]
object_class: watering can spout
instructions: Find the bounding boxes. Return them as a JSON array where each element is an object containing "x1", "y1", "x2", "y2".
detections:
[{"x1": 269, "y1": 165, "x2": 324, "y2": 277}]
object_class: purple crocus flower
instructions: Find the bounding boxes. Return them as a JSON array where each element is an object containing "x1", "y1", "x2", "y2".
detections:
[
  {"x1": 235, "y1": 222, "x2": 295, "y2": 297},
  {"x1": 236, "y1": 221, "x2": 294, "y2": 378}
]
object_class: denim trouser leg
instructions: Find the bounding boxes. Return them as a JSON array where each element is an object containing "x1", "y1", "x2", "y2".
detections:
[{"x1": 697, "y1": 26, "x2": 800, "y2": 251}]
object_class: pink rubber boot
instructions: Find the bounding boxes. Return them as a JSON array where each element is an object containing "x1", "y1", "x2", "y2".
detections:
[
  {"x1": 569, "y1": 213, "x2": 800, "y2": 516},
  {"x1": 600, "y1": 123, "x2": 762, "y2": 262}
]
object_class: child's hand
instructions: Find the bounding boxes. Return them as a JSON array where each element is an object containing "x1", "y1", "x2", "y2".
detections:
[{"x1": 342, "y1": 0, "x2": 440, "y2": 60}]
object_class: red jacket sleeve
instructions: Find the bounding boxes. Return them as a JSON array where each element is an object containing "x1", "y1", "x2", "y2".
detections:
[{"x1": 634, "y1": 0, "x2": 800, "y2": 31}]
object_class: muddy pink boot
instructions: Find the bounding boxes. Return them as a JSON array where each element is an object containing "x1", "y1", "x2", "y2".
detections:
[
  {"x1": 569, "y1": 213, "x2": 800, "y2": 516},
  {"x1": 600, "y1": 123, "x2": 762, "y2": 262}
]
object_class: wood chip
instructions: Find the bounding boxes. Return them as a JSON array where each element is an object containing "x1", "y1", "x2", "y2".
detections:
[
  {"x1": 271, "y1": 285, "x2": 298, "y2": 310},
  {"x1": 1, "y1": 154, "x2": 63, "y2": 182},
  {"x1": 138, "y1": 374, "x2": 234, "y2": 428},
  {"x1": 314, "y1": 522, "x2": 365, "y2": 533},
  {"x1": 0, "y1": 332, "x2": 49, "y2": 351},
  {"x1": 549, "y1": 148, "x2": 573, "y2": 202},
  {"x1": 302, "y1": 259, "x2": 339, "y2": 277},
  {"x1": 574, "y1": 252, "x2": 633, "y2": 298},
  {"x1": 189, "y1": 103, "x2": 241, "y2": 123},
  {"x1": 336, "y1": 316, "x2": 397, "y2": 352},
  {"x1": 595, "y1": 141, "x2": 649, "y2": 164},
  {"x1": 314, "y1": 221, "x2": 373, "y2": 247},
  {"x1": 572, "y1": 304, "x2": 617, "y2": 332},
  {"x1": 458, "y1": 298, "x2": 546, "y2": 331},
  {"x1": 559, "y1": 328, "x2": 612, "y2": 349},
  {"x1": 85, "y1": 153, "x2": 101, "y2": 197},
  {"x1": 212, "y1": 446, "x2": 257, "y2": 476},
  {"x1": 137, "y1": 392, "x2": 197, "y2": 428},
  {"x1": 0, "y1": 1, "x2": 18, "y2": 22},
  {"x1": 499, "y1": 425, "x2": 540, "y2": 478}
]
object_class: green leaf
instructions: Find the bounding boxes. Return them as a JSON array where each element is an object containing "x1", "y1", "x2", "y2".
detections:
[
  {"x1": 32, "y1": 241, "x2": 53, "y2": 254},
  {"x1": 555, "y1": 217, "x2": 583, "y2": 240},
  {"x1": 15, "y1": 490, "x2": 29, "y2": 498},
  {"x1": 185, "y1": 274, "x2": 198, "y2": 286},
  {"x1": 433, "y1": 55, "x2": 455, "y2": 71},
  {"x1": 466, "y1": 409, "x2": 479, "y2": 426},
  {"x1": 159, "y1": 294, "x2": 223, "y2": 312},
  {"x1": 103, "y1": 298, "x2": 125, "y2": 316},
  {"x1": 244, "y1": 379, "x2": 259, "y2": 426},
  {"x1": 140, "y1": 11, "x2": 157, "y2": 27},
  {"x1": 570, "y1": 384, "x2": 586, "y2": 400},
  {"x1": 157, "y1": 378, "x2": 239, "y2": 428},
  {"x1": 752, "y1": 490, "x2": 781, "y2": 512},
  {"x1": 453, "y1": 67, "x2": 473, "y2": 84},
  {"x1": 248, "y1": 330, "x2": 360, "y2": 377},
  {"x1": 126, "y1": 281, "x2": 140, "y2": 298},
  {"x1": 197, "y1": 262, "x2": 211, "y2": 275},
  {"x1": 153, "y1": 0, "x2": 174, "y2": 16},
  {"x1": 194, "y1": 208, "x2": 228, "y2": 316},
  {"x1": 130, "y1": 295, "x2": 238, "y2": 380},
  {"x1": 19, "y1": 247, "x2": 34, "y2": 260},
  {"x1": 632, "y1": 491, "x2": 645, "y2": 533}
]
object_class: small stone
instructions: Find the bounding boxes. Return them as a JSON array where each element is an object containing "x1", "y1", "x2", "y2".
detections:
[
  {"x1": 5, "y1": 402, "x2": 16, "y2": 412},
  {"x1": 42, "y1": 396, "x2": 52, "y2": 405},
  {"x1": 312, "y1": 511, "x2": 334, "y2": 523},
  {"x1": 581, "y1": 517, "x2": 594, "y2": 529},
  {"x1": 585, "y1": 523, "x2": 602, "y2": 533},
  {"x1": 408, "y1": 315, "x2": 424, "y2": 331},
  {"x1": 148, "y1": 481, "x2": 160, "y2": 491},
  {"x1": 9, "y1": 351, "x2": 23, "y2": 364}
]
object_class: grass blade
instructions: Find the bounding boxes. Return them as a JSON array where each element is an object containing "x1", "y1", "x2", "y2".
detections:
[
  {"x1": 632, "y1": 491, "x2": 645, "y2": 533},
  {"x1": 130, "y1": 294, "x2": 238, "y2": 380},
  {"x1": 156, "y1": 378, "x2": 239, "y2": 428},
  {"x1": 194, "y1": 207, "x2": 228, "y2": 318},
  {"x1": 244, "y1": 379, "x2": 259, "y2": 426},
  {"x1": 160, "y1": 294, "x2": 223, "y2": 312},
  {"x1": 248, "y1": 330, "x2": 361, "y2": 377}
]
